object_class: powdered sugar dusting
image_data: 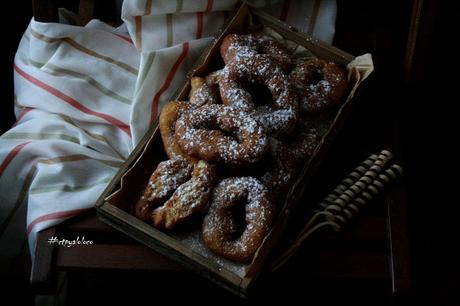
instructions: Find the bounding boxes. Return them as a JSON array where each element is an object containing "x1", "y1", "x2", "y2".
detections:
[
  {"x1": 202, "y1": 177, "x2": 275, "y2": 262},
  {"x1": 254, "y1": 105, "x2": 297, "y2": 136},
  {"x1": 289, "y1": 58, "x2": 348, "y2": 113},
  {"x1": 175, "y1": 104, "x2": 268, "y2": 166},
  {"x1": 219, "y1": 53, "x2": 299, "y2": 136},
  {"x1": 172, "y1": 229, "x2": 248, "y2": 277},
  {"x1": 152, "y1": 160, "x2": 217, "y2": 229},
  {"x1": 144, "y1": 157, "x2": 192, "y2": 202},
  {"x1": 190, "y1": 83, "x2": 219, "y2": 107},
  {"x1": 221, "y1": 33, "x2": 293, "y2": 71}
]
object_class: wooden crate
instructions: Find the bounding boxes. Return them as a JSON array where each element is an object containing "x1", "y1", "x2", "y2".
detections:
[{"x1": 96, "y1": 3, "x2": 373, "y2": 297}]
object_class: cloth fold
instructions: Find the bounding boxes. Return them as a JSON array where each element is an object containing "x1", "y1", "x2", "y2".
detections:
[{"x1": 0, "y1": 0, "x2": 337, "y2": 273}]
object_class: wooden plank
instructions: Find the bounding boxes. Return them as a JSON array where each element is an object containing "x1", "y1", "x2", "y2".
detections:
[
  {"x1": 311, "y1": 251, "x2": 388, "y2": 280},
  {"x1": 384, "y1": 73, "x2": 413, "y2": 300},
  {"x1": 403, "y1": 0, "x2": 439, "y2": 84},
  {"x1": 32, "y1": 0, "x2": 58, "y2": 23},
  {"x1": 60, "y1": 212, "x2": 116, "y2": 233},
  {"x1": 78, "y1": 0, "x2": 96, "y2": 25},
  {"x1": 55, "y1": 244, "x2": 182, "y2": 271},
  {"x1": 387, "y1": 184, "x2": 413, "y2": 300},
  {"x1": 317, "y1": 215, "x2": 387, "y2": 247},
  {"x1": 30, "y1": 227, "x2": 57, "y2": 293},
  {"x1": 97, "y1": 204, "x2": 245, "y2": 297}
]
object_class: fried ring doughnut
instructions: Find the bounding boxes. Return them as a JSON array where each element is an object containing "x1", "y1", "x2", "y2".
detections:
[
  {"x1": 289, "y1": 58, "x2": 348, "y2": 113},
  {"x1": 260, "y1": 139, "x2": 298, "y2": 196},
  {"x1": 152, "y1": 160, "x2": 217, "y2": 230},
  {"x1": 204, "y1": 69, "x2": 223, "y2": 85},
  {"x1": 219, "y1": 54, "x2": 298, "y2": 136},
  {"x1": 261, "y1": 125, "x2": 320, "y2": 194},
  {"x1": 159, "y1": 100, "x2": 197, "y2": 162},
  {"x1": 189, "y1": 76, "x2": 220, "y2": 107},
  {"x1": 202, "y1": 177, "x2": 275, "y2": 262},
  {"x1": 134, "y1": 157, "x2": 193, "y2": 221},
  {"x1": 175, "y1": 104, "x2": 268, "y2": 167},
  {"x1": 218, "y1": 76, "x2": 255, "y2": 112},
  {"x1": 220, "y1": 33, "x2": 293, "y2": 71}
]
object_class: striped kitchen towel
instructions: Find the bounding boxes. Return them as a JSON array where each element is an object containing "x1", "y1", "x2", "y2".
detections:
[{"x1": 0, "y1": 0, "x2": 338, "y2": 275}]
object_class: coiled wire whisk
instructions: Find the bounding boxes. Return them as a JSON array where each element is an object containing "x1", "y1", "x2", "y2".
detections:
[{"x1": 271, "y1": 150, "x2": 403, "y2": 272}]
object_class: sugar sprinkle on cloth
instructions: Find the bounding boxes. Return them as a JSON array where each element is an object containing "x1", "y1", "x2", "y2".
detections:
[{"x1": 0, "y1": 0, "x2": 337, "y2": 273}]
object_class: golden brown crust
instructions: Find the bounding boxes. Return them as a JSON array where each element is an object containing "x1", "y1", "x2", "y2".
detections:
[
  {"x1": 202, "y1": 177, "x2": 275, "y2": 262},
  {"x1": 159, "y1": 101, "x2": 198, "y2": 163},
  {"x1": 174, "y1": 104, "x2": 268, "y2": 167},
  {"x1": 261, "y1": 124, "x2": 320, "y2": 195},
  {"x1": 134, "y1": 157, "x2": 193, "y2": 220},
  {"x1": 189, "y1": 76, "x2": 220, "y2": 107},
  {"x1": 289, "y1": 58, "x2": 349, "y2": 113},
  {"x1": 151, "y1": 160, "x2": 217, "y2": 230},
  {"x1": 220, "y1": 33, "x2": 293, "y2": 71},
  {"x1": 219, "y1": 49, "x2": 298, "y2": 137}
]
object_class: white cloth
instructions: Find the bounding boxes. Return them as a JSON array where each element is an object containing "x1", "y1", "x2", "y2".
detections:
[{"x1": 0, "y1": 0, "x2": 337, "y2": 274}]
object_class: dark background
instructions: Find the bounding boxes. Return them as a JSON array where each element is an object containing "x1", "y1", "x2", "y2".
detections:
[
  {"x1": 0, "y1": 2, "x2": 32, "y2": 132},
  {"x1": 1, "y1": 1, "x2": 458, "y2": 305}
]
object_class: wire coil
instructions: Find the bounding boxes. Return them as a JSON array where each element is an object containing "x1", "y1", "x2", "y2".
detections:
[{"x1": 271, "y1": 150, "x2": 403, "y2": 272}]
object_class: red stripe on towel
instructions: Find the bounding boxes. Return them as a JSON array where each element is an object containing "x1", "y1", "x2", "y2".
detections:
[
  {"x1": 113, "y1": 33, "x2": 134, "y2": 44},
  {"x1": 27, "y1": 208, "x2": 91, "y2": 235},
  {"x1": 12, "y1": 107, "x2": 33, "y2": 127},
  {"x1": 279, "y1": 0, "x2": 291, "y2": 22},
  {"x1": 0, "y1": 142, "x2": 31, "y2": 178},
  {"x1": 205, "y1": 0, "x2": 213, "y2": 12},
  {"x1": 14, "y1": 64, "x2": 131, "y2": 137},
  {"x1": 196, "y1": 0, "x2": 213, "y2": 40},
  {"x1": 196, "y1": 12, "x2": 204, "y2": 39},
  {"x1": 150, "y1": 42, "x2": 190, "y2": 123}
]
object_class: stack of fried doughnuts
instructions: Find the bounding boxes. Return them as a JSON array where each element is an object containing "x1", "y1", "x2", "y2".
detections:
[{"x1": 133, "y1": 31, "x2": 349, "y2": 263}]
